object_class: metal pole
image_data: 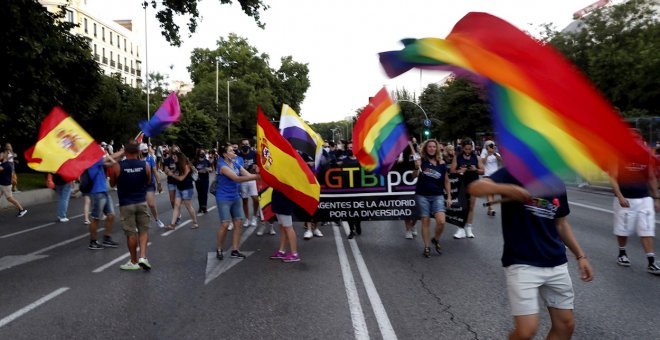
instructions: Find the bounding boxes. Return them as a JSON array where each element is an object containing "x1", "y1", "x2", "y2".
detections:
[
  {"x1": 227, "y1": 80, "x2": 231, "y2": 143},
  {"x1": 143, "y1": 2, "x2": 149, "y2": 121},
  {"x1": 215, "y1": 59, "x2": 219, "y2": 148}
]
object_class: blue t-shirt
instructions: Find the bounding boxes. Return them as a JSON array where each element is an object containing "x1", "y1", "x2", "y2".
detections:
[
  {"x1": 194, "y1": 159, "x2": 212, "y2": 180},
  {"x1": 215, "y1": 158, "x2": 242, "y2": 201},
  {"x1": 415, "y1": 159, "x2": 448, "y2": 196},
  {"x1": 144, "y1": 154, "x2": 157, "y2": 185},
  {"x1": 239, "y1": 150, "x2": 257, "y2": 173},
  {"x1": 88, "y1": 160, "x2": 108, "y2": 194},
  {"x1": 0, "y1": 161, "x2": 11, "y2": 186},
  {"x1": 617, "y1": 162, "x2": 650, "y2": 199},
  {"x1": 117, "y1": 158, "x2": 148, "y2": 206},
  {"x1": 489, "y1": 168, "x2": 570, "y2": 268},
  {"x1": 456, "y1": 151, "x2": 480, "y2": 184}
]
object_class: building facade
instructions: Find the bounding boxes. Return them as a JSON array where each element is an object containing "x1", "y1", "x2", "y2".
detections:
[{"x1": 40, "y1": 0, "x2": 143, "y2": 88}]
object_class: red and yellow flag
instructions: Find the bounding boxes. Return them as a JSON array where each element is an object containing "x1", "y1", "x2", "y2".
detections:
[
  {"x1": 256, "y1": 107, "x2": 320, "y2": 216},
  {"x1": 24, "y1": 107, "x2": 105, "y2": 182}
]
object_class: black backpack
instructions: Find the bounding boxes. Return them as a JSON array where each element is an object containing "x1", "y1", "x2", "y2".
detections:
[{"x1": 79, "y1": 169, "x2": 93, "y2": 193}]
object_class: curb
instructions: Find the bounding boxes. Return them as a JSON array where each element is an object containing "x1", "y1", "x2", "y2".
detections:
[{"x1": 0, "y1": 188, "x2": 58, "y2": 209}]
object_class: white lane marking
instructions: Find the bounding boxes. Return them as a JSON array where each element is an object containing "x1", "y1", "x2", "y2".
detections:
[
  {"x1": 333, "y1": 225, "x2": 369, "y2": 340},
  {"x1": 0, "y1": 222, "x2": 55, "y2": 239},
  {"x1": 161, "y1": 220, "x2": 192, "y2": 236},
  {"x1": 196, "y1": 205, "x2": 218, "y2": 216},
  {"x1": 0, "y1": 255, "x2": 49, "y2": 272},
  {"x1": 569, "y1": 201, "x2": 660, "y2": 225},
  {"x1": 342, "y1": 222, "x2": 398, "y2": 340},
  {"x1": 29, "y1": 228, "x2": 105, "y2": 256},
  {"x1": 204, "y1": 222, "x2": 256, "y2": 285},
  {"x1": 0, "y1": 287, "x2": 70, "y2": 328},
  {"x1": 92, "y1": 242, "x2": 153, "y2": 273}
]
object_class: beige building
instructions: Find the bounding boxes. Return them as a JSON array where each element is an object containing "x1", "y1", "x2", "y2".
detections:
[{"x1": 40, "y1": 0, "x2": 143, "y2": 88}]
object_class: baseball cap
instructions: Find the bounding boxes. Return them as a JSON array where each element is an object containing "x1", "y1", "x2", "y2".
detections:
[{"x1": 139, "y1": 143, "x2": 148, "y2": 152}]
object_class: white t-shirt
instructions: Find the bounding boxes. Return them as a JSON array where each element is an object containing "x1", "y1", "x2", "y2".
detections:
[{"x1": 483, "y1": 153, "x2": 500, "y2": 176}]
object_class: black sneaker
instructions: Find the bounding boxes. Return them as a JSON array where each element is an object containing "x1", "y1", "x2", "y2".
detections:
[
  {"x1": 617, "y1": 255, "x2": 631, "y2": 267},
  {"x1": 17, "y1": 209, "x2": 27, "y2": 217},
  {"x1": 431, "y1": 238, "x2": 442, "y2": 254},
  {"x1": 423, "y1": 247, "x2": 431, "y2": 258},
  {"x1": 230, "y1": 250, "x2": 246, "y2": 259},
  {"x1": 216, "y1": 249, "x2": 224, "y2": 260},
  {"x1": 648, "y1": 263, "x2": 660, "y2": 275},
  {"x1": 102, "y1": 236, "x2": 119, "y2": 248},
  {"x1": 347, "y1": 231, "x2": 356, "y2": 239},
  {"x1": 88, "y1": 241, "x2": 104, "y2": 250}
]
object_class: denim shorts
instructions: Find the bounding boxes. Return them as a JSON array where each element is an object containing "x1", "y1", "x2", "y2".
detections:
[
  {"x1": 167, "y1": 183, "x2": 177, "y2": 192},
  {"x1": 415, "y1": 194, "x2": 446, "y2": 217},
  {"x1": 176, "y1": 188, "x2": 194, "y2": 200},
  {"x1": 217, "y1": 198, "x2": 245, "y2": 222},
  {"x1": 90, "y1": 192, "x2": 114, "y2": 219}
]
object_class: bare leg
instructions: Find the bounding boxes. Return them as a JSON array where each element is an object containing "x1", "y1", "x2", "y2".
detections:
[
  {"x1": 216, "y1": 221, "x2": 230, "y2": 250},
  {"x1": 285, "y1": 227, "x2": 298, "y2": 253},
  {"x1": 170, "y1": 198, "x2": 182, "y2": 225},
  {"x1": 509, "y1": 314, "x2": 539, "y2": 340},
  {"x1": 127, "y1": 234, "x2": 138, "y2": 263},
  {"x1": 433, "y1": 212, "x2": 445, "y2": 240},
  {"x1": 640, "y1": 236, "x2": 655, "y2": 254},
  {"x1": 138, "y1": 231, "x2": 149, "y2": 258},
  {"x1": 103, "y1": 214, "x2": 114, "y2": 236},
  {"x1": 547, "y1": 308, "x2": 575, "y2": 340},
  {"x1": 6, "y1": 196, "x2": 24, "y2": 211},
  {"x1": 183, "y1": 200, "x2": 197, "y2": 225},
  {"x1": 232, "y1": 218, "x2": 243, "y2": 250},
  {"x1": 146, "y1": 191, "x2": 159, "y2": 221},
  {"x1": 420, "y1": 217, "x2": 431, "y2": 247}
]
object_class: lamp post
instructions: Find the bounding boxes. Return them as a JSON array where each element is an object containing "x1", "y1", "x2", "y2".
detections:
[
  {"x1": 330, "y1": 128, "x2": 339, "y2": 142},
  {"x1": 142, "y1": 2, "x2": 149, "y2": 123},
  {"x1": 396, "y1": 99, "x2": 431, "y2": 141},
  {"x1": 227, "y1": 79, "x2": 237, "y2": 143}
]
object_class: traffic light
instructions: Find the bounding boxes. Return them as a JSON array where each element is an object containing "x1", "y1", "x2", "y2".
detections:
[{"x1": 424, "y1": 129, "x2": 430, "y2": 136}]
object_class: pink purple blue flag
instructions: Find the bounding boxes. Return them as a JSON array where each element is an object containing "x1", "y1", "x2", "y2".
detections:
[{"x1": 139, "y1": 92, "x2": 181, "y2": 137}]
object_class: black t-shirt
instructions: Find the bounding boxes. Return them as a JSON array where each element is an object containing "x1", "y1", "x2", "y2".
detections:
[
  {"x1": 456, "y1": 151, "x2": 480, "y2": 184},
  {"x1": 194, "y1": 159, "x2": 212, "y2": 180},
  {"x1": 239, "y1": 150, "x2": 257, "y2": 173},
  {"x1": 617, "y1": 162, "x2": 650, "y2": 199},
  {"x1": 163, "y1": 157, "x2": 177, "y2": 184},
  {"x1": 0, "y1": 162, "x2": 11, "y2": 186},
  {"x1": 415, "y1": 159, "x2": 448, "y2": 196},
  {"x1": 271, "y1": 189, "x2": 294, "y2": 215},
  {"x1": 489, "y1": 168, "x2": 570, "y2": 268}
]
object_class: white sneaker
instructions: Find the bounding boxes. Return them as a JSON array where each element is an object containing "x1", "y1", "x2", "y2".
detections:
[
  {"x1": 242, "y1": 219, "x2": 249, "y2": 227},
  {"x1": 269, "y1": 224, "x2": 276, "y2": 235},
  {"x1": 119, "y1": 261, "x2": 140, "y2": 271},
  {"x1": 250, "y1": 216, "x2": 258, "y2": 227},
  {"x1": 453, "y1": 227, "x2": 466, "y2": 239},
  {"x1": 313, "y1": 228, "x2": 324, "y2": 237},
  {"x1": 411, "y1": 228, "x2": 418, "y2": 236},
  {"x1": 256, "y1": 224, "x2": 265, "y2": 236},
  {"x1": 405, "y1": 230, "x2": 414, "y2": 239},
  {"x1": 58, "y1": 217, "x2": 70, "y2": 223},
  {"x1": 228, "y1": 223, "x2": 234, "y2": 231},
  {"x1": 303, "y1": 229, "x2": 313, "y2": 240},
  {"x1": 156, "y1": 220, "x2": 165, "y2": 228},
  {"x1": 465, "y1": 226, "x2": 475, "y2": 238}
]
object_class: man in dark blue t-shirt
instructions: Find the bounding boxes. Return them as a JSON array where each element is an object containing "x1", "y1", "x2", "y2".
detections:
[{"x1": 468, "y1": 168, "x2": 593, "y2": 340}]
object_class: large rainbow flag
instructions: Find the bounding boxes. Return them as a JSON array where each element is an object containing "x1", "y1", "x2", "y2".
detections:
[
  {"x1": 352, "y1": 87, "x2": 409, "y2": 175},
  {"x1": 379, "y1": 12, "x2": 651, "y2": 194}
]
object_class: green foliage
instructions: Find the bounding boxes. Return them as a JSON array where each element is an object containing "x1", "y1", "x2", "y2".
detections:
[
  {"x1": 147, "y1": 0, "x2": 269, "y2": 47},
  {"x1": 1, "y1": 1, "x2": 102, "y2": 164},
  {"x1": 186, "y1": 34, "x2": 310, "y2": 144},
  {"x1": 544, "y1": 0, "x2": 660, "y2": 118}
]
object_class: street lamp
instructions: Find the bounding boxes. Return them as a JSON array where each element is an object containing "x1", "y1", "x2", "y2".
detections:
[
  {"x1": 330, "y1": 127, "x2": 339, "y2": 142},
  {"x1": 396, "y1": 99, "x2": 432, "y2": 141},
  {"x1": 227, "y1": 79, "x2": 237, "y2": 143}
]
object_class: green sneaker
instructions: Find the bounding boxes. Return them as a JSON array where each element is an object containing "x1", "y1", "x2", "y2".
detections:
[
  {"x1": 120, "y1": 261, "x2": 140, "y2": 271},
  {"x1": 138, "y1": 257, "x2": 152, "y2": 271}
]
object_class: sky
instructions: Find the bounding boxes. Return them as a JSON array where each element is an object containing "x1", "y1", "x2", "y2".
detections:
[{"x1": 87, "y1": 0, "x2": 596, "y2": 123}]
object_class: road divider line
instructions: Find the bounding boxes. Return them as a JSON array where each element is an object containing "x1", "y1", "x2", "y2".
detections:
[
  {"x1": 569, "y1": 201, "x2": 660, "y2": 225},
  {"x1": 0, "y1": 222, "x2": 55, "y2": 239},
  {"x1": 0, "y1": 287, "x2": 69, "y2": 328},
  {"x1": 28, "y1": 228, "x2": 105, "y2": 256},
  {"x1": 161, "y1": 220, "x2": 192, "y2": 236},
  {"x1": 333, "y1": 225, "x2": 369, "y2": 340},
  {"x1": 92, "y1": 242, "x2": 153, "y2": 273},
  {"x1": 341, "y1": 222, "x2": 398, "y2": 340}
]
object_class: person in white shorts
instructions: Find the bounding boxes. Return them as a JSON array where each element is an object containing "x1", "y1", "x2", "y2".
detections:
[
  {"x1": 468, "y1": 168, "x2": 593, "y2": 339},
  {"x1": 238, "y1": 139, "x2": 259, "y2": 227},
  {"x1": 609, "y1": 140, "x2": 660, "y2": 275}
]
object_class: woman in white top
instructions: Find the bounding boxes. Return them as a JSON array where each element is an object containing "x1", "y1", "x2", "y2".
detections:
[{"x1": 481, "y1": 141, "x2": 502, "y2": 216}]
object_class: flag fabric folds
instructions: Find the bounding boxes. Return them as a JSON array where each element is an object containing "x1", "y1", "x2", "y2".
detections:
[
  {"x1": 379, "y1": 12, "x2": 651, "y2": 194},
  {"x1": 24, "y1": 107, "x2": 105, "y2": 182},
  {"x1": 256, "y1": 107, "x2": 320, "y2": 215},
  {"x1": 279, "y1": 104, "x2": 324, "y2": 171},
  {"x1": 352, "y1": 87, "x2": 410, "y2": 175},
  {"x1": 139, "y1": 92, "x2": 181, "y2": 137}
]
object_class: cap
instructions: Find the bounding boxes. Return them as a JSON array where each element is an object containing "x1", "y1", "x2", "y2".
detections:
[
  {"x1": 101, "y1": 142, "x2": 107, "y2": 147},
  {"x1": 139, "y1": 143, "x2": 148, "y2": 152}
]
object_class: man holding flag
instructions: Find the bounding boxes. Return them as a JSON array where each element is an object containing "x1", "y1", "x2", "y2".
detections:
[{"x1": 0, "y1": 150, "x2": 27, "y2": 217}]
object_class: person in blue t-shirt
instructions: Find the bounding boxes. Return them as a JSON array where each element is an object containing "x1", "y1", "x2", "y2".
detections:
[
  {"x1": 214, "y1": 145, "x2": 259, "y2": 260},
  {"x1": 87, "y1": 151, "x2": 122, "y2": 250},
  {"x1": 468, "y1": 168, "x2": 593, "y2": 340}
]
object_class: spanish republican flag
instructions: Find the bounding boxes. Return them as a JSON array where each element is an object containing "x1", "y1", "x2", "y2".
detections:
[
  {"x1": 256, "y1": 107, "x2": 320, "y2": 216},
  {"x1": 24, "y1": 107, "x2": 105, "y2": 182}
]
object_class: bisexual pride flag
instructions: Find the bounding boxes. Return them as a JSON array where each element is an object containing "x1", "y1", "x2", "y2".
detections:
[{"x1": 139, "y1": 92, "x2": 181, "y2": 137}]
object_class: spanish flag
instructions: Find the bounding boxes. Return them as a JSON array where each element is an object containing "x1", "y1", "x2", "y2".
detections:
[
  {"x1": 24, "y1": 107, "x2": 105, "y2": 182},
  {"x1": 256, "y1": 107, "x2": 320, "y2": 216}
]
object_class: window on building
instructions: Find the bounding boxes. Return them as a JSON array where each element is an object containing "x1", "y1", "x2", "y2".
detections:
[
  {"x1": 93, "y1": 23, "x2": 97, "y2": 37},
  {"x1": 110, "y1": 32, "x2": 113, "y2": 45},
  {"x1": 94, "y1": 44, "x2": 97, "y2": 54},
  {"x1": 84, "y1": 18, "x2": 88, "y2": 33},
  {"x1": 124, "y1": 38, "x2": 127, "y2": 51},
  {"x1": 102, "y1": 27, "x2": 105, "y2": 41},
  {"x1": 66, "y1": 10, "x2": 74, "y2": 23},
  {"x1": 102, "y1": 48, "x2": 105, "y2": 57},
  {"x1": 130, "y1": 43, "x2": 133, "y2": 55}
]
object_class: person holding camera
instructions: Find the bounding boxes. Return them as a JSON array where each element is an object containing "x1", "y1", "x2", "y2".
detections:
[
  {"x1": 451, "y1": 138, "x2": 484, "y2": 239},
  {"x1": 413, "y1": 139, "x2": 451, "y2": 258},
  {"x1": 481, "y1": 141, "x2": 502, "y2": 216}
]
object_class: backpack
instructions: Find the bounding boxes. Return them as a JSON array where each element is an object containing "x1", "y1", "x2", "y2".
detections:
[
  {"x1": 79, "y1": 169, "x2": 93, "y2": 194},
  {"x1": 209, "y1": 179, "x2": 217, "y2": 195}
]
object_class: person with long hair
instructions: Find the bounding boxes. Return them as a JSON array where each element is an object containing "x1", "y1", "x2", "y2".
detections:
[
  {"x1": 164, "y1": 151, "x2": 199, "y2": 229},
  {"x1": 215, "y1": 145, "x2": 259, "y2": 260},
  {"x1": 413, "y1": 139, "x2": 451, "y2": 258}
]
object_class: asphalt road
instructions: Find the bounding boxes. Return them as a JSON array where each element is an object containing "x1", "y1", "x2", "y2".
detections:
[{"x1": 0, "y1": 187, "x2": 658, "y2": 339}]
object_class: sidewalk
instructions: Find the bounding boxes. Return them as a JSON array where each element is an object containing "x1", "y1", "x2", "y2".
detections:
[{"x1": 0, "y1": 188, "x2": 58, "y2": 209}]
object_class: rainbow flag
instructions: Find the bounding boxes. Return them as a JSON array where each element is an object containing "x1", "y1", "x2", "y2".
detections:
[
  {"x1": 279, "y1": 104, "x2": 324, "y2": 171},
  {"x1": 256, "y1": 107, "x2": 320, "y2": 216},
  {"x1": 352, "y1": 87, "x2": 409, "y2": 175},
  {"x1": 379, "y1": 12, "x2": 651, "y2": 194},
  {"x1": 24, "y1": 107, "x2": 105, "y2": 182},
  {"x1": 139, "y1": 92, "x2": 181, "y2": 137}
]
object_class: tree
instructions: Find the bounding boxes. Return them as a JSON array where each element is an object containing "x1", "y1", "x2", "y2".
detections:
[
  {"x1": 433, "y1": 78, "x2": 490, "y2": 142},
  {"x1": 148, "y1": 0, "x2": 270, "y2": 46},
  {"x1": 1, "y1": 1, "x2": 102, "y2": 167},
  {"x1": 542, "y1": 0, "x2": 660, "y2": 117}
]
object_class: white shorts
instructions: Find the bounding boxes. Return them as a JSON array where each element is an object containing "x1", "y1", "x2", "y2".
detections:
[
  {"x1": 613, "y1": 197, "x2": 655, "y2": 237},
  {"x1": 505, "y1": 264, "x2": 574, "y2": 316},
  {"x1": 276, "y1": 214, "x2": 293, "y2": 227},
  {"x1": 240, "y1": 180, "x2": 258, "y2": 198}
]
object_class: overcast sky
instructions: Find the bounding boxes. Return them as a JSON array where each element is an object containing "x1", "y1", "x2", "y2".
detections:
[{"x1": 88, "y1": 0, "x2": 595, "y2": 123}]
